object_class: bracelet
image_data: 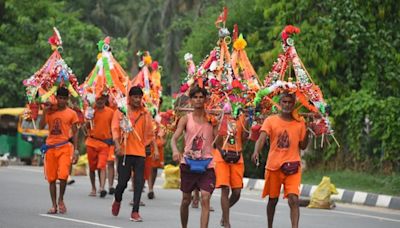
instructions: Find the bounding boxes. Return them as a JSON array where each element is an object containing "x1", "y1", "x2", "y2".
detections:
[{"x1": 74, "y1": 149, "x2": 79, "y2": 155}]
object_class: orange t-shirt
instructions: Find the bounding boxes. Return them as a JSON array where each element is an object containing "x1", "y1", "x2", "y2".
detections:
[
  {"x1": 85, "y1": 106, "x2": 114, "y2": 148},
  {"x1": 112, "y1": 108, "x2": 154, "y2": 157},
  {"x1": 45, "y1": 108, "x2": 79, "y2": 145},
  {"x1": 214, "y1": 115, "x2": 245, "y2": 163},
  {"x1": 261, "y1": 115, "x2": 306, "y2": 171}
]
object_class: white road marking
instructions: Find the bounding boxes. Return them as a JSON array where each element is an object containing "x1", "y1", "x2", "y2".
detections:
[
  {"x1": 39, "y1": 214, "x2": 122, "y2": 228},
  {"x1": 323, "y1": 210, "x2": 400, "y2": 223}
]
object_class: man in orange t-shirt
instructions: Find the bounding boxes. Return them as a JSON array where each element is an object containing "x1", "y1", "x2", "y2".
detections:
[
  {"x1": 147, "y1": 122, "x2": 165, "y2": 199},
  {"x1": 111, "y1": 86, "x2": 155, "y2": 222},
  {"x1": 252, "y1": 92, "x2": 309, "y2": 228},
  {"x1": 39, "y1": 87, "x2": 79, "y2": 214},
  {"x1": 214, "y1": 114, "x2": 247, "y2": 228},
  {"x1": 85, "y1": 95, "x2": 114, "y2": 198}
]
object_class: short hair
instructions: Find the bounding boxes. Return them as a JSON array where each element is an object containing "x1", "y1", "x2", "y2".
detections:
[
  {"x1": 56, "y1": 87, "x2": 69, "y2": 97},
  {"x1": 129, "y1": 86, "x2": 144, "y2": 96},
  {"x1": 189, "y1": 86, "x2": 208, "y2": 98},
  {"x1": 279, "y1": 91, "x2": 296, "y2": 102}
]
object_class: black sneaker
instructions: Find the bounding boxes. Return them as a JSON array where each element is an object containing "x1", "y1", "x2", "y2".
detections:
[
  {"x1": 147, "y1": 191, "x2": 154, "y2": 199},
  {"x1": 100, "y1": 190, "x2": 107, "y2": 198},
  {"x1": 108, "y1": 187, "x2": 115, "y2": 195}
]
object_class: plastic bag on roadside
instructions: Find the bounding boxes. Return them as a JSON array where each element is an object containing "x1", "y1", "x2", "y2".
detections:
[
  {"x1": 72, "y1": 154, "x2": 88, "y2": 176},
  {"x1": 307, "y1": 176, "x2": 338, "y2": 209},
  {"x1": 163, "y1": 164, "x2": 180, "y2": 189}
]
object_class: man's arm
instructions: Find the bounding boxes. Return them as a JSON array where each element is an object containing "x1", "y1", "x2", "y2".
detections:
[
  {"x1": 251, "y1": 131, "x2": 267, "y2": 164},
  {"x1": 299, "y1": 123, "x2": 310, "y2": 150},
  {"x1": 39, "y1": 107, "x2": 48, "y2": 130},
  {"x1": 111, "y1": 111, "x2": 121, "y2": 154},
  {"x1": 71, "y1": 123, "x2": 79, "y2": 164},
  {"x1": 171, "y1": 115, "x2": 187, "y2": 162}
]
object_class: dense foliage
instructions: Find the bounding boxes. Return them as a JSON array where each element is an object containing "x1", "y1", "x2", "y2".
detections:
[{"x1": 1, "y1": 0, "x2": 399, "y2": 173}]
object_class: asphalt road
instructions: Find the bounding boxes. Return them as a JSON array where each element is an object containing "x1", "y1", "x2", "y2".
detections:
[{"x1": 0, "y1": 165, "x2": 399, "y2": 228}]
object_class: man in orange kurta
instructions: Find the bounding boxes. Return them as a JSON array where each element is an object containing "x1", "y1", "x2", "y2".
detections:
[
  {"x1": 252, "y1": 92, "x2": 309, "y2": 228},
  {"x1": 85, "y1": 95, "x2": 114, "y2": 197},
  {"x1": 214, "y1": 114, "x2": 246, "y2": 227},
  {"x1": 39, "y1": 87, "x2": 79, "y2": 214},
  {"x1": 111, "y1": 86, "x2": 154, "y2": 222}
]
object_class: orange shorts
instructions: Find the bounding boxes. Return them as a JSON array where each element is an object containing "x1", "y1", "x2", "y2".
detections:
[
  {"x1": 87, "y1": 145, "x2": 109, "y2": 172},
  {"x1": 44, "y1": 143, "x2": 73, "y2": 183},
  {"x1": 215, "y1": 161, "x2": 244, "y2": 189},
  {"x1": 144, "y1": 156, "x2": 153, "y2": 180},
  {"x1": 151, "y1": 150, "x2": 164, "y2": 168},
  {"x1": 107, "y1": 145, "x2": 115, "y2": 162},
  {"x1": 262, "y1": 168, "x2": 301, "y2": 199}
]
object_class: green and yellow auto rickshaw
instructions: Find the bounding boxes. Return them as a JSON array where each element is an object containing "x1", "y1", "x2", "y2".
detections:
[{"x1": 0, "y1": 107, "x2": 48, "y2": 165}]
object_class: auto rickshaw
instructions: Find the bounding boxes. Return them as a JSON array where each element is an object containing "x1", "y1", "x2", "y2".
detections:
[{"x1": 0, "y1": 107, "x2": 48, "y2": 165}]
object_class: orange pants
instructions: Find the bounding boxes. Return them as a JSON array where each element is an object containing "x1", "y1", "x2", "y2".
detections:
[
  {"x1": 44, "y1": 143, "x2": 73, "y2": 183},
  {"x1": 215, "y1": 161, "x2": 244, "y2": 189},
  {"x1": 87, "y1": 145, "x2": 109, "y2": 172},
  {"x1": 262, "y1": 168, "x2": 301, "y2": 199},
  {"x1": 151, "y1": 150, "x2": 164, "y2": 168},
  {"x1": 107, "y1": 145, "x2": 115, "y2": 162},
  {"x1": 144, "y1": 156, "x2": 152, "y2": 180}
]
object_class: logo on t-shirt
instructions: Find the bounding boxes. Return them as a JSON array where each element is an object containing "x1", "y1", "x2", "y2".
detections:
[
  {"x1": 50, "y1": 118, "x2": 62, "y2": 135},
  {"x1": 277, "y1": 130, "x2": 290, "y2": 149},
  {"x1": 191, "y1": 135, "x2": 204, "y2": 151}
]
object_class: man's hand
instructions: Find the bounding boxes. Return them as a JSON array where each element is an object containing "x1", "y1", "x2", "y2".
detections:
[
  {"x1": 172, "y1": 151, "x2": 181, "y2": 162},
  {"x1": 72, "y1": 150, "x2": 79, "y2": 164},
  {"x1": 251, "y1": 151, "x2": 259, "y2": 165}
]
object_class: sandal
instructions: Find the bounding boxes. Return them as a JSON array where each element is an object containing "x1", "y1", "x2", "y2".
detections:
[
  {"x1": 100, "y1": 190, "x2": 107, "y2": 198},
  {"x1": 47, "y1": 207, "x2": 57, "y2": 214},
  {"x1": 191, "y1": 199, "x2": 199, "y2": 208},
  {"x1": 58, "y1": 201, "x2": 67, "y2": 214},
  {"x1": 88, "y1": 191, "x2": 97, "y2": 197}
]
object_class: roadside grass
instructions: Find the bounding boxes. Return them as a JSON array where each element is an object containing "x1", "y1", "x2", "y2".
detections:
[{"x1": 302, "y1": 169, "x2": 400, "y2": 196}]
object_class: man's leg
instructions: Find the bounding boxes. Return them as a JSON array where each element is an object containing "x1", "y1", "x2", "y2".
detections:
[
  {"x1": 200, "y1": 190, "x2": 211, "y2": 228},
  {"x1": 229, "y1": 188, "x2": 241, "y2": 207},
  {"x1": 148, "y1": 167, "x2": 157, "y2": 199},
  {"x1": 220, "y1": 186, "x2": 230, "y2": 227},
  {"x1": 89, "y1": 171, "x2": 96, "y2": 195},
  {"x1": 192, "y1": 189, "x2": 200, "y2": 208},
  {"x1": 107, "y1": 160, "x2": 115, "y2": 193},
  {"x1": 114, "y1": 156, "x2": 132, "y2": 203},
  {"x1": 132, "y1": 156, "x2": 145, "y2": 212},
  {"x1": 181, "y1": 192, "x2": 192, "y2": 228},
  {"x1": 267, "y1": 197, "x2": 278, "y2": 228},
  {"x1": 99, "y1": 168, "x2": 106, "y2": 194},
  {"x1": 287, "y1": 194, "x2": 299, "y2": 228},
  {"x1": 49, "y1": 182, "x2": 57, "y2": 210}
]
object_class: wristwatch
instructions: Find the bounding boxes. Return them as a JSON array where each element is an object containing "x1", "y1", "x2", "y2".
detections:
[{"x1": 74, "y1": 149, "x2": 80, "y2": 155}]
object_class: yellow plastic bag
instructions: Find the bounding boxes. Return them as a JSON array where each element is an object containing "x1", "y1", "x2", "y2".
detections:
[
  {"x1": 163, "y1": 164, "x2": 180, "y2": 189},
  {"x1": 72, "y1": 154, "x2": 88, "y2": 176},
  {"x1": 307, "y1": 176, "x2": 338, "y2": 209}
]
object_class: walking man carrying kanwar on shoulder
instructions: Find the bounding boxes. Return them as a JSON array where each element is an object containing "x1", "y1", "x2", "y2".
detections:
[
  {"x1": 111, "y1": 86, "x2": 155, "y2": 222},
  {"x1": 171, "y1": 86, "x2": 218, "y2": 228},
  {"x1": 252, "y1": 92, "x2": 309, "y2": 228},
  {"x1": 39, "y1": 87, "x2": 79, "y2": 214},
  {"x1": 214, "y1": 113, "x2": 247, "y2": 228},
  {"x1": 85, "y1": 94, "x2": 114, "y2": 198}
]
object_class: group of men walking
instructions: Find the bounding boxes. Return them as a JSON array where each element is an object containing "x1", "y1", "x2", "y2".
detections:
[{"x1": 40, "y1": 85, "x2": 309, "y2": 228}]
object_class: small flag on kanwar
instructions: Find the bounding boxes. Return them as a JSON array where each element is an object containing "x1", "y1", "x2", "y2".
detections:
[{"x1": 215, "y1": 7, "x2": 228, "y2": 27}]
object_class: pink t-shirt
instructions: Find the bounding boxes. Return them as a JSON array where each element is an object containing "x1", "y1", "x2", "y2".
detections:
[{"x1": 182, "y1": 113, "x2": 214, "y2": 168}]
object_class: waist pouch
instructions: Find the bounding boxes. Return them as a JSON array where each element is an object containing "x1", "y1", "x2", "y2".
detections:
[
  {"x1": 145, "y1": 145, "x2": 151, "y2": 157},
  {"x1": 219, "y1": 149, "x2": 241, "y2": 164},
  {"x1": 91, "y1": 137, "x2": 114, "y2": 146},
  {"x1": 280, "y1": 161, "x2": 300, "y2": 175},
  {"x1": 40, "y1": 141, "x2": 69, "y2": 154},
  {"x1": 184, "y1": 157, "x2": 213, "y2": 174}
]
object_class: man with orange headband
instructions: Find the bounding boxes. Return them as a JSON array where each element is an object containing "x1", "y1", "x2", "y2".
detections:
[
  {"x1": 252, "y1": 92, "x2": 309, "y2": 228},
  {"x1": 39, "y1": 87, "x2": 79, "y2": 214}
]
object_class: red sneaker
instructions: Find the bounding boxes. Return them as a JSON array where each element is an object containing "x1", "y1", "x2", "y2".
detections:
[
  {"x1": 111, "y1": 201, "x2": 121, "y2": 216},
  {"x1": 130, "y1": 212, "x2": 143, "y2": 222}
]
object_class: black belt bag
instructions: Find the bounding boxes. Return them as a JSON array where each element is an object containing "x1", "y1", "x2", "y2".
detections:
[{"x1": 219, "y1": 149, "x2": 241, "y2": 164}]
